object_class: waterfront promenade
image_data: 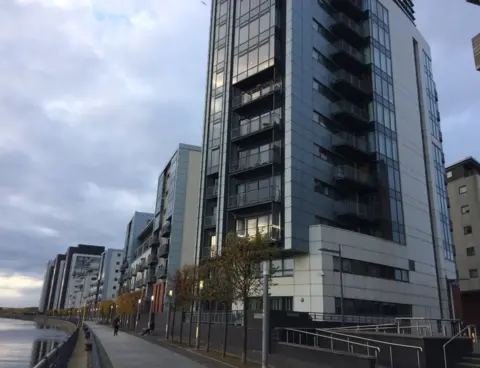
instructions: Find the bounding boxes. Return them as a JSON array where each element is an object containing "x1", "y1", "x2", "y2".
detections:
[{"x1": 86, "y1": 323, "x2": 209, "y2": 368}]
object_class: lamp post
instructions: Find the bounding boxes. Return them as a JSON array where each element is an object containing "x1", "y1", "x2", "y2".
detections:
[
  {"x1": 195, "y1": 280, "x2": 204, "y2": 350},
  {"x1": 149, "y1": 295, "x2": 154, "y2": 327},
  {"x1": 165, "y1": 290, "x2": 173, "y2": 339},
  {"x1": 262, "y1": 260, "x2": 270, "y2": 368},
  {"x1": 135, "y1": 299, "x2": 141, "y2": 333},
  {"x1": 318, "y1": 245, "x2": 344, "y2": 325}
]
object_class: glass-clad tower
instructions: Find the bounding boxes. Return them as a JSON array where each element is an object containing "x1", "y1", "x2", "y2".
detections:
[{"x1": 196, "y1": 0, "x2": 457, "y2": 321}]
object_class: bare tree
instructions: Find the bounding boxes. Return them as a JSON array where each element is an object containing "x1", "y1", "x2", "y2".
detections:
[
  {"x1": 174, "y1": 264, "x2": 196, "y2": 344},
  {"x1": 219, "y1": 232, "x2": 276, "y2": 364}
]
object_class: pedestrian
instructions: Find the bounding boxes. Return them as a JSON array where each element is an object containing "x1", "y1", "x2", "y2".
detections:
[{"x1": 113, "y1": 316, "x2": 120, "y2": 336}]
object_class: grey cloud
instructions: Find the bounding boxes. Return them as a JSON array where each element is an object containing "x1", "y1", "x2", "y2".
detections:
[{"x1": 0, "y1": 0, "x2": 208, "y2": 305}]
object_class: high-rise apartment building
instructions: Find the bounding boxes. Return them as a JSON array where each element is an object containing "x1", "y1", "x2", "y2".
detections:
[
  {"x1": 196, "y1": 0, "x2": 456, "y2": 320},
  {"x1": 446, "y1": 157, "x2": 480, "y2": 323},
  {"x1": 38, "y1": 260, "x2": 54, "y2": 313},
  {"x1": 120, "y1": 143, "x2": 201, "y2": 312},
  {"x1": 57, "y1": 244, "x2": 104, "y2": 309},
  {"x1": 45, "y1": 254, "x2": 65, "y2": 311},
  {"x1": 88, "y1": 248, "x2": 124, "y2": 304},
  {"x1": 472, "y1": 33, "x2": 480, "y2": 72}
]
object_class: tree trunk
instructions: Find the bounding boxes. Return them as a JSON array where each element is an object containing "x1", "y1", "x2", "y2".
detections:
[
  {"x1": 242, "y1": 297, "x2": 248, "y2": 364},
  {"x1": 222, "y1": 302, "x2": 229, "y2": 358},
  {"x1": 179, "y1": 309, "x2": 184, "y2": 344},
  {"x1": 188, "y1": 302, "x2": 193, "y2": 347},
  {"x1": 171, "y1": 306, "x2": 177, "y2": 341},
  {"x1": 206, "y1": 301, "x2": 212, "y2": 352}
]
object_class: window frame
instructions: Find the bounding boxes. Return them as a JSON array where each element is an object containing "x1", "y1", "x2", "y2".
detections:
[
  {"x1": 466, "y1": 247, "x2": 476, "y2": 257},
  {"x1": 459, "y1": 185, "x2": 467, "y2": 194},
  {"x1": 464, "y1": 226, "x2": 473, "y2": 235},
  {"x1": 461, "y1": 205, "x2": 470, "y2": 214}
]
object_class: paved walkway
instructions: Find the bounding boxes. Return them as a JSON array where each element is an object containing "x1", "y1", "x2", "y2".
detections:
[{"x1": 86, "y1": 323, "x2": 204, "y2": 368}]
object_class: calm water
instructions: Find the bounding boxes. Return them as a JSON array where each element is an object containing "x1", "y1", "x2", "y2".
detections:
[{"x1": 0, "y1": 318, "x2": 68, "y2": 368}]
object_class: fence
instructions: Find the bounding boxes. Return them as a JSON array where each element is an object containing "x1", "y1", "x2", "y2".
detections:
[
  {"x1": 183, "y1": 311, "x2": 245, "y2": 326},
  {"x1": 32, "y1": 327, "x2": 79, "y2": 368}
]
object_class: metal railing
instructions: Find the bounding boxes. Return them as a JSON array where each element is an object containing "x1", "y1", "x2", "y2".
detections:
[
  {"x1": 443, "y1": 325, "x2": 476, "y2": 368},
  {"x1": 334, "y1": 165, "x2": 374, "y2": 186},
  {"x1": 229, "y1": 148, "x2": 281, "y2": 173},
  {"x1": 332, "y1": 131, "x2": 369, "y2": 153},
  {"x1": 33, "y1": 327, "x2": 79, "y2": 368},
  {"x1": 283, "y1": 328, "x2": 380, "y2": 360},
  {"x1": 231, "y1": 112, "x2": 281, "y2": 140},
  {"x1": 331, "y1": 100, "x2": 369, "y2": 121},
  {"x1": 228, "y1": 186, "x2": 281, "y2": 209},
  {"x1": 318, "y1": 328, "x2": 423, "y2": 368},
  {"x1": 309, "y1": 312, "x2": 394, "y2": 325},
  {"x1": 184, "y1": 311, "x2": 244, "y2": 326},
  {"x1": 231, "y1": 79, "x2": 283, "y2": 109}
]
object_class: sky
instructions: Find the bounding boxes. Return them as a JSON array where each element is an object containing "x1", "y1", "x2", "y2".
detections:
[{"x1": 0, "y1": 0, "x2": 478, "y2": 308}]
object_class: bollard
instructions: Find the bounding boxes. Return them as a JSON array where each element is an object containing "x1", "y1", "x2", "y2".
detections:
[{"x1": 85, "y1": 339, "x2": 93, "y2": 352}]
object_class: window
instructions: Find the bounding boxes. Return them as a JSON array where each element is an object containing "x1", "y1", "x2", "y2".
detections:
[
  {"x1": 461, "y1": 205, "x2": 470, "y2": 214},
  {"x1": 469, "y1": 269, "x2": 478, "y2": 278},
  {"x1": 459, "y1": 185, "x2": 467, "y2": 194},
  {"x1": 313, "y1": 79, "x2": 338, "y2": 101},
  {"x1": 115, "y1": 269, "x2": 119, "y2": 273},
  {"x1": 116, "y1": 262, "x2": 120, "y2": 265},
  {"x1": 335, "y1": 297, "x2": 412, "y2": 317},
  {"x1": 446, "y1": 171, "x2": 452, "y2": 178},
  {"x1": 333, "y1": 257, "x2": 409, "y2": 283},
  {"x1": 113, "y1": 286, "x2": 117, "y2": 290},
  {"x1": 464, "y1": 226, "x2": 473, "y2": 235},
  {"x1": 271, "y1": 258, "x2": 294, "y2": 277},
  {"x1": 467, "y1": 247, "x2": 476, "y2": 256},
  {"x1": 408, "y1": 260, "x2": 416, "y2": 272},
  {"x1": 314, "y1": 144, "x2": 332, "y2": 162}
]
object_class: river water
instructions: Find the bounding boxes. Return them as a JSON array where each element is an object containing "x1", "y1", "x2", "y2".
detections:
[{"x1": 0, "y1": 318, "x2": 68, "y2": 367}]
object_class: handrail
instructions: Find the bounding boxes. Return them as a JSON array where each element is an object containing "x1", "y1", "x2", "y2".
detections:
[
  {"x1": 317, "y1": 328, "x2": 423, "y2": 351},
  {"x1": 284, "y1": 327, "x2": 381, "y2": 355},
  {"x1": 327, "y1": 323, "x2": 396, "y2": 331},
  {"x1": 318, "y1": 328, "x2": 423, "y2": 368},
  {"x1": 443, "y1": 324, "x2": 475, "y2": 368}
]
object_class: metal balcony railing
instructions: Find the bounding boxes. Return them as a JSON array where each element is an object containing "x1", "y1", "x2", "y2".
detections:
[
  {"x1": 204, "y1": 215, "x2": 216, "y2": 227},
  {"x1": 235, "y1": 225, "x2": 281, "y2": 241},
  {"x1": 230, "y1": 148, "x2": 281, "y2": 173},
  {"x1": 331, "y1": 100, "x2": 369, "y2": 121},
  {"x1": 334, "y1": 165, "x2": 374, "y2": 187},
  {"x1": 232, "y1": 79, "x2": 283, "y2": 109},
  {"x1": 334, "y1": 200, "x2": 377, "y2": 219},
  {"x1": 231, "y1": 112, "x2": 281, "y2": 140},
  {"x1": 332, "y1": 131, "x2": 369, "y2": 153},
  {"x1": 228, "y1": 186, "x2": 281, "y2": 209},
  {"x1": 205, "y1": 185, "x2": 218, "y2": 198},
  {"x1": 329, "y1": 40, "x2": 364, "y2": 63},
  {"x1": 331, "y1": 70, "x2": 369, "y2": 93},
  {"x1": 333, "y1": 12, "x2": 365, "y2": 37}
]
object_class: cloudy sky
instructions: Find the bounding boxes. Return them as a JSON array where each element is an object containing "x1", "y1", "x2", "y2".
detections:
[{"x1": 0, "y1": 0, "x2": 478, "y2": 307}]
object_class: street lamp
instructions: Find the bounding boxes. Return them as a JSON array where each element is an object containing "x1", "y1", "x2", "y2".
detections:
[
  {"x1": 318, "y1": 245, "x2": 344, "y2": 325},
  {"x1": 135, "y1": 298, "x2": 141, "y2": 333},
  {"x1": 165, "y1": 290, "x2": 173, "y2": 339},
  {"x1": 196, "y1": 280, "x2": 204, "y2": 350},
  {"x1": 262, "y1": 260, "x2": 270, "y2": 368},
  {"x1": 149, "y1": 295, "x2": 155, "y2": 327}
]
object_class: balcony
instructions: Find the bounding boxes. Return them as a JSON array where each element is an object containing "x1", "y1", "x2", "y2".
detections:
[
  {"x1": 160, "y1": 220, "x2": 171, "y2": 237},
  {"x1": 156, "y1": 265, "x2": 167, "y2": 279},
  {"x1": 331, "y1": 131, "x2": 372, "y2": 159},
  {"x1": 333, "y1": 165, "x2": 376, "y2": 192},
  {"x1": 231, "y1": 112, "x2": 282, "y2": 143},
  {"x1": 331, "y1": 101, "x2": 370, "y2": 131},
  {"x1": 334, "y1": 200, "x2": 378, "y2": 225},
  {"x1": 147, "y1": 253, "x2": 158, "y2": 266},
  {"x1": 200, "y1": 246, "x2": 214, "y2": 260},
  {"x1": 236, "y1": 225, "x2": 281, "y2": 242},
  {"x1": 434, "y1": 89, "x2": 438, "y2": 102},
  {"x1": 330, "y1": 12, "x2": 366, "y2": 48},
  {"x1": 228, "y1": 186, "x2": 281, "y2": 210},
  {"x1": 229, "y1": 148, "x2": 281, "y2": 176},
  {"x1": 329, "y1": 41, "x2": 366, "y2": 75},
  {"x1": 205, "y1": 185, "x2": 218, "y2": 199},
  {"x1": 139, "y1": 259, "x2": 148, "y2": 271},
  {"x1": 231, "y1": 79, "x2": 283, "y2": 113},
  {"x1": 437, "y1": 109, "x2": 441, "y2": 122},
  {"x1": 131, "y1": 267, "x2": 137, "y2": 276},
  {"x1": 135, "y1": 277, "x2": 145, "y2": 288},
  {"x1": 158, "y1": 238, "x2": 169, "y2": 258},
  {"x1": 204, "y1": 215, "x2": 216, "y2": 228},
  {"x1": 330, "y1": 0, "x2": 366, "y2": 21},
  {"x1": 149, "y1": 236, "x2": 160, "y2": 248},
  {"x1": 330, "y1": 70, "x2": 370, "y2": 103}
]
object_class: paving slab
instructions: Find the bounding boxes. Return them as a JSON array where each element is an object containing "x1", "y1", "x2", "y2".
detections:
[{"x1": 86, "y1": 323, "x2": 204, "y2": 368}]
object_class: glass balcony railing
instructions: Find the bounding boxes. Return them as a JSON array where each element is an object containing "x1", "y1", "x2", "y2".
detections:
[
  {"x1": 334, "y1": 200, "x2": 377, "y2": 219},
  {"x1": 331, "y1": 70, "x2": 370, "y2": 94},
  {"x1": 334, "y1": 165, "x2": 375, "y2": 187},
  {"x1": 332, "y1": 131, "x2": 369, "y2": 153},
  {"x1": 235, "y1": 225, "x2": 282, "y2": 241},
  {"x1": 329, "y1": 40, "x2": 365, "y2": 63},
  {"x1": 332, "y1": 12, "x2": 365, "y2": 38},
  {"x1": 231, "y1": 112, "x2": 281, "y2": 140},
  {"x1": 228, "y1": 186, "x2": 281, "y2": 209},
  {"x1": 232, "y1": 79, "x2": 283, "y2": 109},
  {"x1": 331, "y1": 101, "x2": 369, "y2": 122},
  {"x1": 230, "y1": 148, "x2": 281, "y2": 174},
  {"x1": 205, "y1": 185, "x2": 218, "y2": 198},
  {"x1": 204, "y1": 215, "x2": 216, "y2": 227},
  {"x1": 156, "y1": 266, "x2": 167, "y2": 279}
]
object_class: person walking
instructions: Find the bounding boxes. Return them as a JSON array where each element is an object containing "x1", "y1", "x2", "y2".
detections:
[{"x1": 113, "y1": 316, "x2": 120, "y2": 336}]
